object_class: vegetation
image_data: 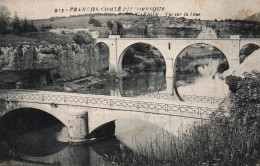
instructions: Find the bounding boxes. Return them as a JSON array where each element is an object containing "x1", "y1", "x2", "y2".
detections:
[
  {"x1": 10, "y1": 12, "x2": 38, "y2": 35},
  {"x1": 73, "y1": 32, "x2": 93, "y2": 46},
  {"x1": 88, "y1": 16, "x2": 102, "y2": 27},
  {"x1": 122, "y1": 43, "x2": 165, "y2": 73},
  {"x1": 112, "y1": 21, "x2": 125, "y2": 35},
  {"x1": 106, "y1": 72, "x2": 260, "y2": 165},
  {"x1": 0, "y1": 5, "x2": 11, "y2": 34},
  {"x1": 106, "y1": 20, "x2": 113, "y2": 30},
  {"x1": 88, "y1": 16, "x2": 95, "y2": 24},
  {"x1": 239, "y1": 44, "x2": 260, "y2": 63}
]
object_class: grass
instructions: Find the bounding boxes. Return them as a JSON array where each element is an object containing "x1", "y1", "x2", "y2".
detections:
[
  {"x1": 0, "y1": 31, "x2": 82, "y2": 47},
  {"x1": 33, "y1": 15, "x2": 140, "y2": 29},
  {"x1": 33, "y1": 15, "x2": 94, "y2": 29},
  {"x1": 0, "y1": 34, "x2": 38, "y2": 46}
]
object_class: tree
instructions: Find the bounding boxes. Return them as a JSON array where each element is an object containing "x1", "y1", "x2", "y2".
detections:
[
  {"x1": 22, "y1": 17, "x2": 29, "y2": 32},
  {"x1": 211, "y1": 24, "x2": 216, "y2": 29},
  {"x1": 106, "y1": 20, "x2": 113, "y2": 30},
  {"x1": 144, "y1": 24, "x2": 148, "y2": 38},
  {"x1": 12, "y1": 12, "x2": 22, "y2": 34},
  {"x1": 112, "y1": 21, "x2": 124, "y2": 35},
  {"x1": 0, "y1": 5, "x2": 11, "y2": 34},
  {"x1": 117, "y1": 22, "x2": 124, "y2": 35},
  {"x1": 93, "y1": 20, "x2": 101, "y2": 27},
  {"x1": 29, "y1": 21, "x2": 37, "y2": 32}
]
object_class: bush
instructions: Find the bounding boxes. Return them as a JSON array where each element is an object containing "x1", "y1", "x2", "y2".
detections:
[
  {"x1": 88, "y1": 17, "x2": 95, "y2": 24},
  {"x1": 217, "y1": 62, "x2": 229, "y2": 74},
  {"x1": 73, "y1": 32, "x2": 93, "y2": 46},
  {"x1": 106, "y1": 20, "x2": 113, "y2": 30},
  {"x1": 93, "y1": 20, "x2": 102, "y2": 27},
  {"x1": 225, "y1": 75, "x2": 242, "y2": 93}
]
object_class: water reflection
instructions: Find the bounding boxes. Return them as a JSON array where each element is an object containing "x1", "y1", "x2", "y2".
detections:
[
  {"x1": 0, "y1": 122, "x2": 113, "y2": 166},
  {"x1": 0, "y1": 119, "x2": 180, "y2": 165},
  {"x1": 92, "y1": 71, "x2": 167, "y2": 97},
  {"x1": 176, "y1": 58, "x2": 229, "y2": 98}
]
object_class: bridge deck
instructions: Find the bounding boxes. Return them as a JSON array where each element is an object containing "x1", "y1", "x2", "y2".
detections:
[{"x1": 0, "y1": 90, "x2": 224, "y2": 119}]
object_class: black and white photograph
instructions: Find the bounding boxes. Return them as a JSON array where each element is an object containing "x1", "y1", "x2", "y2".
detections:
[{"x1": 0, "y1": 0, "x2": 259, "y2": 165}]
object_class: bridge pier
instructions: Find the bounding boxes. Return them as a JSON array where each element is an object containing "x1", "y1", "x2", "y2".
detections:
[
  {"x1": 165, "y1": 77, "x2": 174, "y2": 94},
  {"x1": 108, "y1": 35, "x2": 120, "y2": 73},
  {"x1": 67, "y1": 114, "x2": 89, "y2": 143}
]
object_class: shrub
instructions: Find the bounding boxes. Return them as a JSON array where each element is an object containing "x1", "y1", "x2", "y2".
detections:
[
  {"x1": 73, "y1": 32, "x2": 93, "y2": 46},
  {"x1": 217, "y1": 62, "x2": 229, "y2": 74},
  {"x1": 88, "y1": 17, "x2": 95, "y2": 24},
  {"x1": 225, "y1": 75, "x2": 242, "y2": 93},
  {"x1": 106, "y1": 20, "x2": 113, "y2": 30},
  {"x1": 93, "y1": 20, "x2": 102, "y2": 27}
]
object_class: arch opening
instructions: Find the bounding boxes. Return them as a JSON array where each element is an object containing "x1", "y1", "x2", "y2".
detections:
[
  {"x1": 90, "y1": 118, "x2": 177, "y2": 160},
  {"x1": 174, "y1": 43, "x2": 230, "y2": 101},
  {"x1": 117, "y1": 43, "x2": 167, "y2": 97},
  {"x1": 0, "y1": 108, "x2": 68, "y2": 157},
  {"x1": 239, "y1": 43, "x2": 260, "y2": 64},
  {"x1": 92, "y1": 42, "x2": 110, "y2": 74}
]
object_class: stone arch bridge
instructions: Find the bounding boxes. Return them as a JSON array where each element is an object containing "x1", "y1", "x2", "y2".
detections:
[
  {"x1": 95, "y1": 36, "x2": 260, "y2": 77},
  {"x1": 0, "y1": 90, "x2": 221, "y2": 143}
]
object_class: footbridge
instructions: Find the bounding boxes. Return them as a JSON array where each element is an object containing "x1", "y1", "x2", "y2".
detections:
[{"x1": 0, "y1": 90, "x2": 222, "y2": 143}]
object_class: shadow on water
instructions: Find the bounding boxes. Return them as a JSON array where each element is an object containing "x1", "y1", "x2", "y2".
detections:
[
  {"x1": 0, "y1": 110, "x2": 179, "y2": 165},
  {"x1": 0, "y1": 108, "x2": 116, "y2": 165},
  {"x1": 0, "y1": 108, "x2": 68, "y2": 157}
]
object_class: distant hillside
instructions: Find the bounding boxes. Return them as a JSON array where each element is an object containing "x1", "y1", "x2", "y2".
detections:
[
  {"x1": 32, "y1": 14, "x2": 139, "y2": 29},
  {"x1": 245, "y1": 11, "x2": 260, "y2": 22}
]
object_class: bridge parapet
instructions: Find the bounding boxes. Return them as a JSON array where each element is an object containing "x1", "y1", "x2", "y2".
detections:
[{"x1": 0, "y1": 90, "x2": 223, "y2": 120}]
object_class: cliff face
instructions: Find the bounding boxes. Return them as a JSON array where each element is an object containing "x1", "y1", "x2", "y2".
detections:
[{"x1": 0, "y1": 43, "x2": 109, "y2": 88}]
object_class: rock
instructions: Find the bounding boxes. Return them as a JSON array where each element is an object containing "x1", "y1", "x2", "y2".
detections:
[
  {"x1": 0, "y1": 43, "x2": 109, "y2": 87},
  {"x1": 64, "y1": 82, "x2": 81, "y2": 91}
]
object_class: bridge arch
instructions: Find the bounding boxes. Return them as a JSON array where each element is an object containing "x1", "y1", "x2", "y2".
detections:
[
  {"x1": 92, "y1": 42, "x2": 110, "y2": 73},
  {"x1": 87, "y1": 108, "x2": 200, "y2": 136},
  {"x1": 0, "y1": 101, "x2": 89, "y2": 142},
  {"x1": 173, "y1": 43, "x2": 230, "y2": 101},
  {"x1": 117, "y1": 42, "x2": 166, "y2": 74},
  {"x1": 0, "y1": 106, "x2": 69, "y2": 128}
]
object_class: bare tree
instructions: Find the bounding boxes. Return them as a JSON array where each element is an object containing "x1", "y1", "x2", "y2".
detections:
[{"x1": 0, "y1": 5, "x2": 11, "y2": 34}]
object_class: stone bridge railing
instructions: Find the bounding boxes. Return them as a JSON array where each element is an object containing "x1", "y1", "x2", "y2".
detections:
[{"x1": 0, "y1": 90, "x2": 224, "y2": 120}]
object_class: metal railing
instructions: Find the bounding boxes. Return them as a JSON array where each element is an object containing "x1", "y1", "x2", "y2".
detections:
[
  {"x1": 0, "y1": 90, "x2": 223, "y2": 119},
  {"x1": 1, "y1": 86, "x2": 223, "y2": 105},
  {"x1": 136, "y1": 93, "x2": 223, "y2": 105}
]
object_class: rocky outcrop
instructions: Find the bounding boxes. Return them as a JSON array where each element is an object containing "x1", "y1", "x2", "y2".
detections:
[{"x1": 0, "y1": 42, "x2": 109, "y2": 88}]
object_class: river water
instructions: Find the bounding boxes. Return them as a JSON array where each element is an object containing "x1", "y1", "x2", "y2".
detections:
[{"x1": 0, "y1": 46, "x2": 230, "y2": 165}]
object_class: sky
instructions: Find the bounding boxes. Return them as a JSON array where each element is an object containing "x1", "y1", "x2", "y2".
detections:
[{"x1": 1, "y1": 0, "x2": 260, "y2": 20}]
